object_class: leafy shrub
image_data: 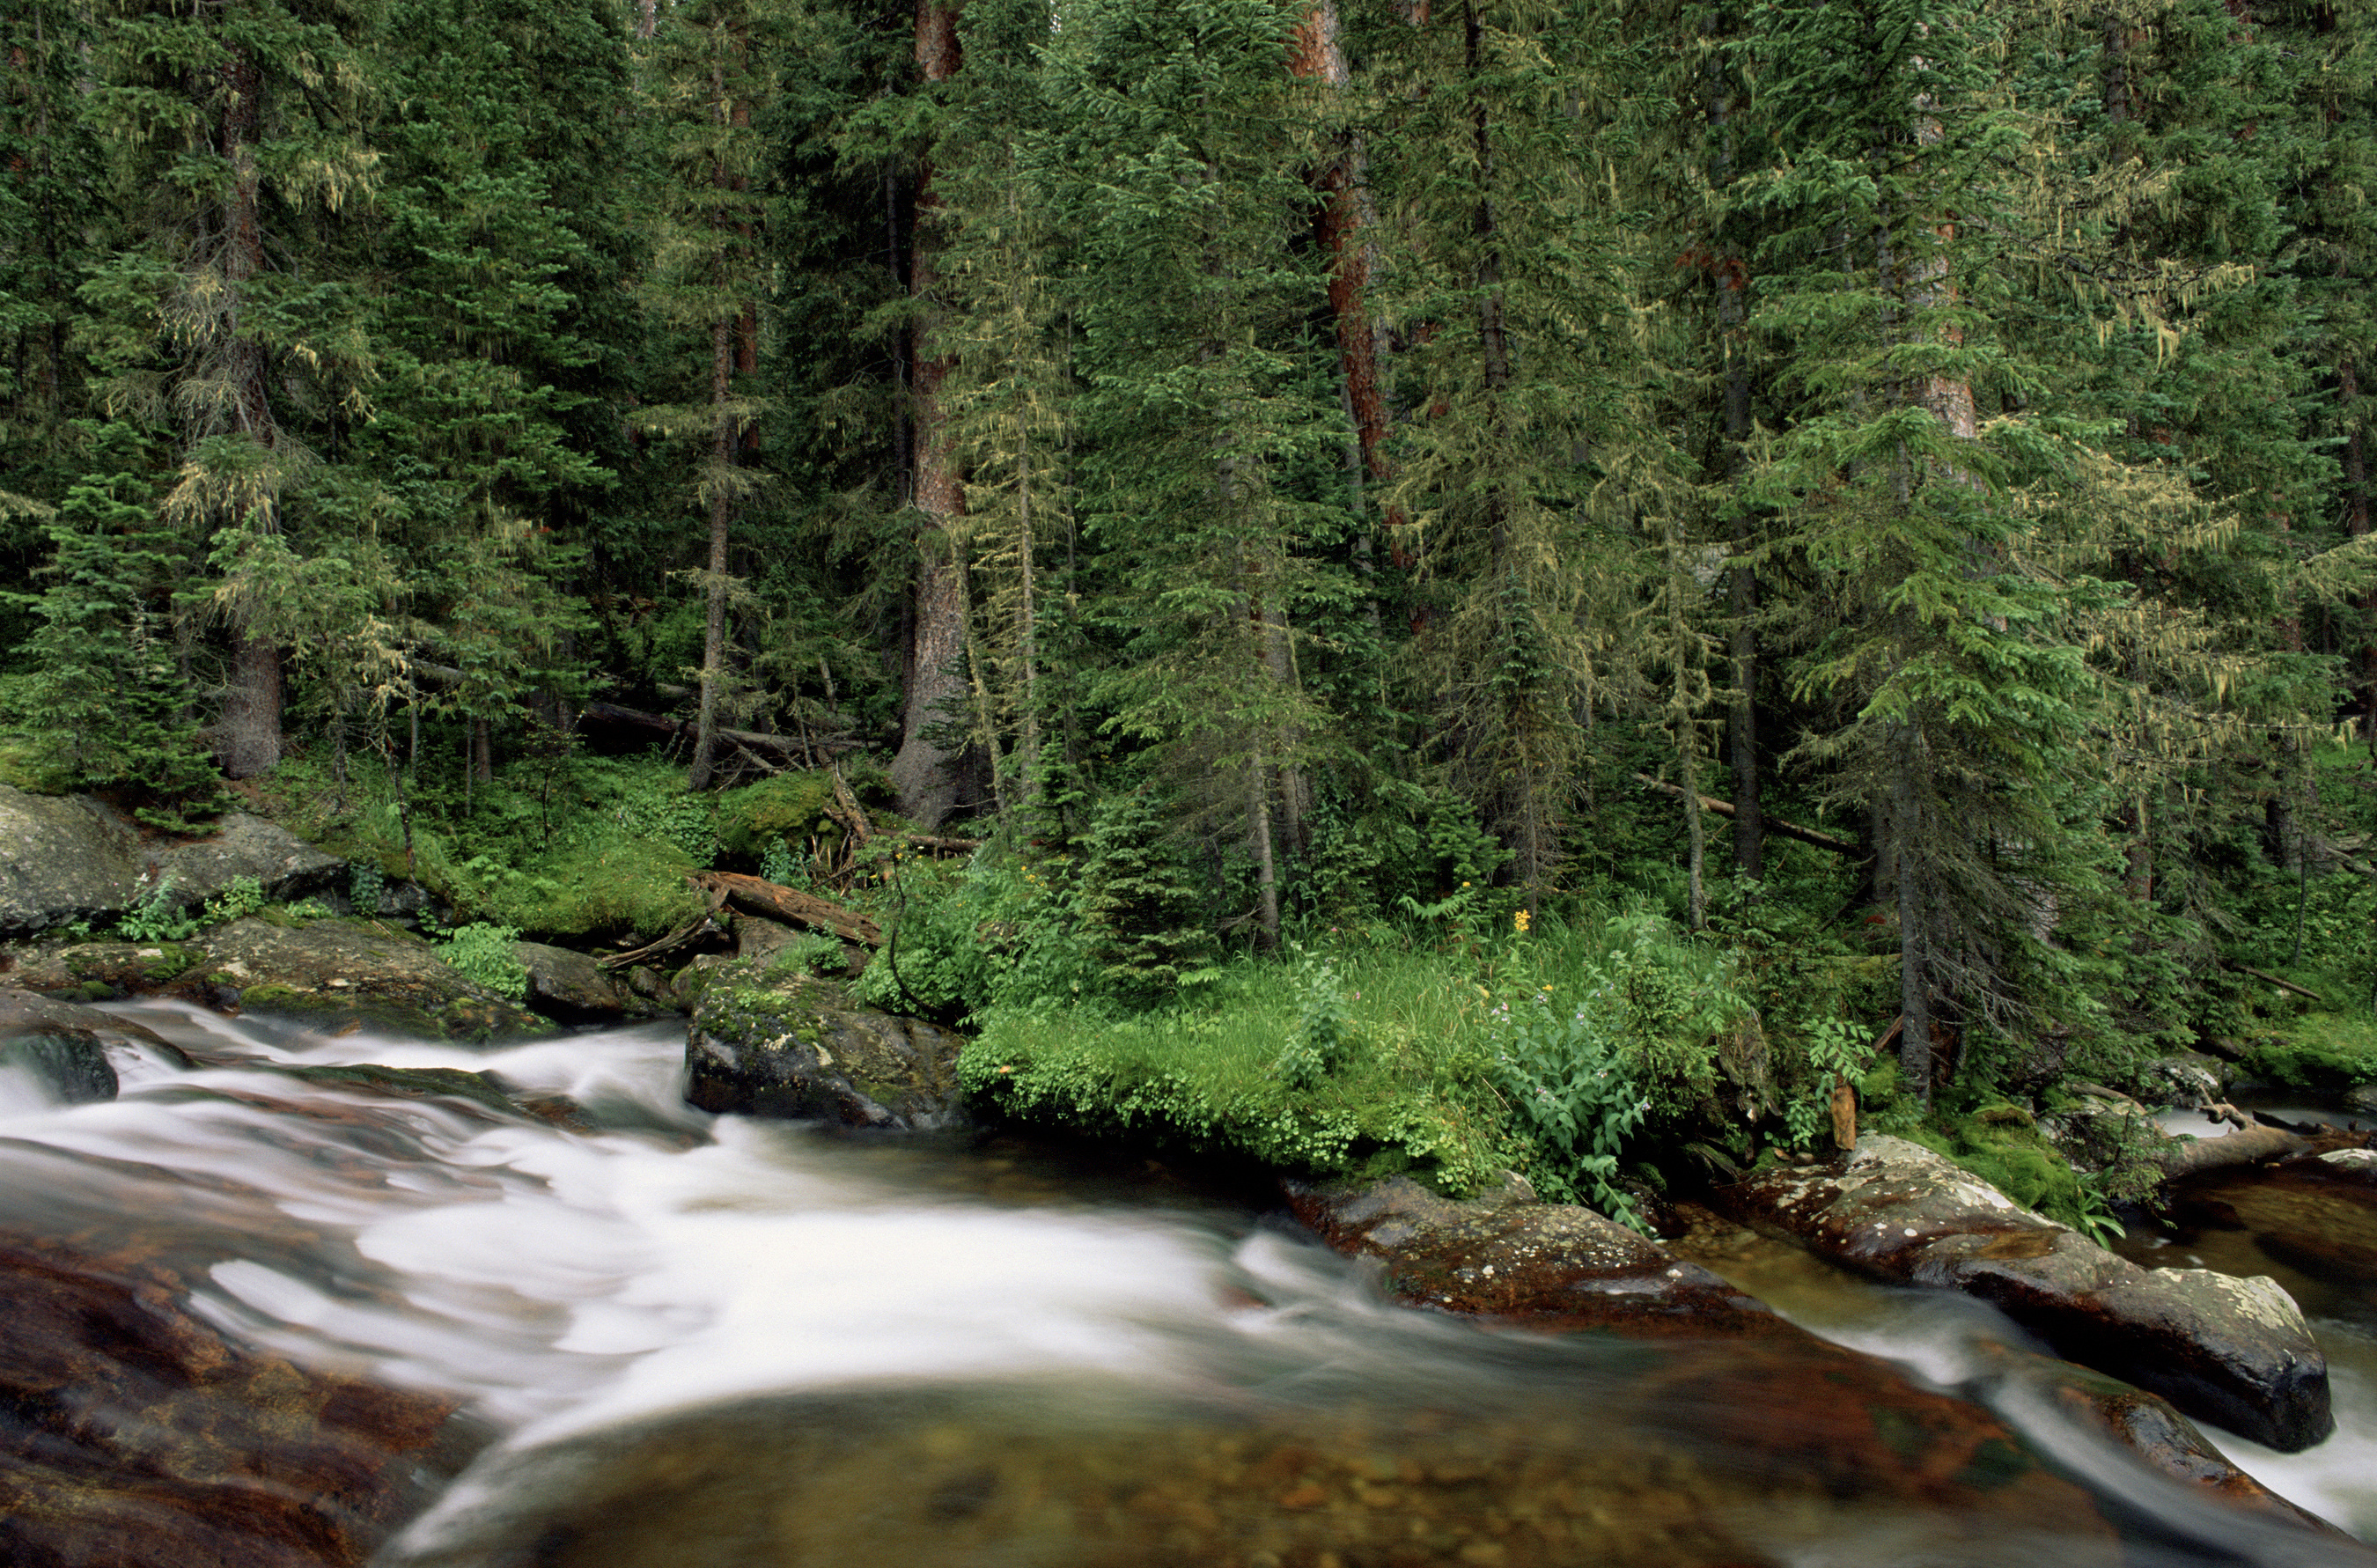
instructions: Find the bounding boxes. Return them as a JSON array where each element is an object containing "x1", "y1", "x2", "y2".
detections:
[
  {"x1": 350, "y1": 860, "x2": 386, "y2": 917},
  {"x1": 442, "y1": 922, "x2": 528, "y2": 1002},
  {"x1": 117, "y1": 876, "x2": 197, "y2": 942},
  {"x1": 1491, "y1": 989, "x2": 1649, "y2": 1228},
  {"x1": 202, "y1": 875, "x2": 266, "y2": 925},
  {"x1": 1273, "y1": 950, "x2": 1357, "y2": 1090}
]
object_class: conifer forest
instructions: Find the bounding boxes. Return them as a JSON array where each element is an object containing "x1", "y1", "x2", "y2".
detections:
[{"x1": 11, "y1": 0, "x2": 2377, "y2": 1195}]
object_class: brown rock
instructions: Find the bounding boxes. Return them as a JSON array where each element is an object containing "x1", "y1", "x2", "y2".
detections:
[
  {"x1": 0, "y1": 1229, "x2": 486, "y2": 1567},
  {"x1": 1718, "y1": 1135, "x2": 2332, "y2": 1451},
  {"x1": 1284, "y1": 1174, "x2": 1776, "y2": 1333}
]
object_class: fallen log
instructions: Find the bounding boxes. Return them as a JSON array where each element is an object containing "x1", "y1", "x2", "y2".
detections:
[
  {"x1": 690, "y1": 872, "x2": 882, "y2": 947},
  {"x1": 579, "y1": 701, "x2": 860, "y2": 761},
  {"x1": 2220, "y1": 960, "x2": 2324, "y2": 1004},
  {"x1": 1630, "y1": 774, "x2": 1861, "y2": 857},
  {"x1": 2157, "y1": 1124, "x2": 2309, "y2": 1181}
]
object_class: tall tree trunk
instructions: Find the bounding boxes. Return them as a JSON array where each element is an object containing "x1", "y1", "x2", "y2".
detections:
[
  {"x1": 1704, "y1": 13, "x2": 1763, "y2": 879},
  {"x1": 1292, "y1": 0, "x2": 1394, "y2": 614},
  {"x1": 213, "y1": 45, "x2": 283, "y2": 777},
  {"x1": 891, "y1": 0, "x2": 970, "y2": 832},
  {"x1": 690, "y1": 312, "x2": 736, "y2": 790}
]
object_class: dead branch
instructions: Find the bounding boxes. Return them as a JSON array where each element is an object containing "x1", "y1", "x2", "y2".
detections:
[
  {"x1": 1631, "y1": 774, "x2": 1861, "y2": 857},
  {"x1": 690, "y1": 872, "x2": 883, "y2": 947}
]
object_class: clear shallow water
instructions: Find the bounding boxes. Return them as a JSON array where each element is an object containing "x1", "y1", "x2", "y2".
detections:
[{"x1": 2, "y1": 1003, "x2": 2372, "y2": 1567}]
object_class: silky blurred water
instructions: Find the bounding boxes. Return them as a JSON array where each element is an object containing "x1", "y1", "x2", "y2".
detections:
[{"x1": 1, "y1": 1002, "x2": 2369, "y2": 1567}]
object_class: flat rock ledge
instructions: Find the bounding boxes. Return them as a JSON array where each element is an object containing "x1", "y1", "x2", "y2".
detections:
[
  {"x1": 684, "y1": 975, "x2": 967, "y2": 1130},
  {"x1": 1719, "y1": 1134, "x2": 2332, "y2": 1452},
  {"x1": 1284, "y1": 1174, "x2": 1775, "y2": 1333}
]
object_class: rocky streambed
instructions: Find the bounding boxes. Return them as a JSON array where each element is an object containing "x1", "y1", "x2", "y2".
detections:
[{"x1": 8, "y1": 783, "x2": 2377, "y2": 1558}]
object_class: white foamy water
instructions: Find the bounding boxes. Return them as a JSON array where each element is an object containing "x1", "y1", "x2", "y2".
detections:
[{"x1": 4, "y1": 999, "x2": 2373, "y2": 1567}]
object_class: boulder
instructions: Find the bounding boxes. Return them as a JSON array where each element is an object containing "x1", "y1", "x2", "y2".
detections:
[
  {"x1": 1, "y1": 938, "x2": 204, "y2": 998},
  {"x1": 0, "y1": 1227, "x2": 486, "y2": 1567},
  {"x1": 193, "y1": 918, "x2": 551, "y2": 1042},
  {"x1": 154, "y1": 810, "x2": 344, "y2": 908},
  {"x1": 1718, "y1": 1135, "x2": 2332, "y2": 1451},
  {"x1": 685, "y1": 973, "x2": 966, "y2": 1130},
  {"x1": 0, "y1": 789, "x2": 343, "y2": 940},
  {"x1": 1284, "y1": 1173, "x2": 1777, "y2": 1333},
  {"x1": 0, "y1": 784, "x2": 144, "y2": 936},
  {"x1": 514, "y1": 940, "x2": 652, "y2": 1023}
]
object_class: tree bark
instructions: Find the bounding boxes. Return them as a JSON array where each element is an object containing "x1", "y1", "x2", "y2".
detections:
[
  {"x1": 891, "y1": 0, "x2": 971, "y2": 832},
  {"x1": 212, "y1": 45, "x2": 283, "y2": 777}
]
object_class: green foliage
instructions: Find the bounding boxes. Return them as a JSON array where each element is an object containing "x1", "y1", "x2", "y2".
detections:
[
  {"x1": 349, "y1": 861, "x2": 386, "y2": 917},
  {"x1": 202, "y1": 876, "x2": 267, "y2": 926},
  {"x1": 0, "y1": 434, "x2": 218, "y2": 816},
  {"x1": 770, "y1": 931, "x2": 848, "y2": 980},
  {"x1": 2238, "y1": 1012, "x2": 2377, "y2": 1091},
  {"x1": 1490, "y1": 989, "x2": 1649, "y2": 1229},
  {"x1": 115, "y1": 876, "x2": 197, "y2": 943},
  {"x1": 441, "y1": 922, "x2": 529, "y2": 1002},
  {"x1": 1272, "y1": 949, "x2": 1357, "y2": 1092},
  {"x1": 1781, "y1": 1017, "x2": 1875, "y2": 1151},
  {"x1": 1076, "y1": 790, "x2": 1214, "y2": 1003}
]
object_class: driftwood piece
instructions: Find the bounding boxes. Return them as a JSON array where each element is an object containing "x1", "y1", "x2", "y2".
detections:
[
  {"x1": 691, "y1": 872, "x2": 882, "y2": 947},
  {"x1": 2158, "y1": 1124, "x2": 2309, "y2": 1181},
  {"x1": 1630, "y1": 773, "x2": 1861, "y2": 857},
  {"x1": 900, "y1": 834, "x2": 982, "y2": 853}
]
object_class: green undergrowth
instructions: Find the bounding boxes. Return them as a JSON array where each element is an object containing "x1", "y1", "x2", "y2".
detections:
[
  {"x1": 2237, "y1": 1010, "x2": 2377, "y2": 1090},
  {"x1": 956, "y1": 905, "x2": 1757, "y2": 1206}
]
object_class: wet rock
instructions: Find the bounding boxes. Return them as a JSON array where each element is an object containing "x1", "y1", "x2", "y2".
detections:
[
  {"x1": 1960, "y1": 1336, "x2": 2346, "y2": 1535},
  {"x1": 0, "y1": 1228, "x2": 486, "y2": 1568},
  {"x1": 2174, "y1": 1149, "x2": 2377, "y2": 1285},
  {"x1": 1718, "y1": 1134, "x2": 2332, "y2": 1451},
  {"x1": 514, "y1": 940, "x2": 652, "y2": 1022},
  {"x1": 1, "y1": 936, "x2": 204, "y2": 997},
  {"x1": 1284, "y1": 1174, "x2": 1776, "y2": 1333},
  {"x1": 685, "y1": 971, "x2": 967, "y2": 1130},
  {"x1": 193, "y1": 917, "x2": 553, "y2": 1042},
  {"x1": 0, "y1": 987, "x2": 199, "y2": 1101},
  {"x1": 0, "y1": 1029, "x2": 116, "y2": 1105},
  {"x1": 2346, "y1": 1083, "x2": 2377, "y2": 1116},
  {"x1": 0, "y1": 784, "x2": 144, "y2": 936}
]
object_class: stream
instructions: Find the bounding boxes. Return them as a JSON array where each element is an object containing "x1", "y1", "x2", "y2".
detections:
[{"x1": 4, "y1": 1005, "x2": 2373, "y2": 1567}]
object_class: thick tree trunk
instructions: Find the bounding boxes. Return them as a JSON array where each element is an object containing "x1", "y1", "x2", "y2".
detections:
[
  {"x1": 217, "y1": 634, "x2": 282, "y2": 778},
  {"x1": 1704, "y1": 11, "x2": 1763, "y2": 880},
  {"x1": 891, "y1": 0, "x2": 970, "y2": 833}
]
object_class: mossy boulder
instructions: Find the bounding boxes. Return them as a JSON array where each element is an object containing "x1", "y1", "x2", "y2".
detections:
[
  {"x1": 195, "y1": 917, "x2": 553, "y2": 1042},
  {"x1": 685, "y1": 969, "x2": 967, "y2": 1130}
]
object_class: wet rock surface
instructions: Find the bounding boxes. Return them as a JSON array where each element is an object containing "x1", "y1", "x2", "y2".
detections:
[
  {"x1": 0, "y1": 1228, "x2": 487, "y2": 1568},
  {"x1": 402, "y1": 1366, "x2": 2125, "y2": 1568},
  {"x1": 1718, "y1": 1135, "x2": 2333, "y2": 1451},
  {"x1": 1284, "y1": 1174, "x2": 1777, "y2": 1333},
  {"x1": 1959, "y1": 1336, "x2": 2346, "y2": 1534},
  {"x1": 2174, "y1": 1147, "x2": 2377, "y2": 1286},
  {"x1": 0, "y1": 988, "x2": 189, "y2": 1101},
  {"x1": 685, "y1": 970, "x2": 967, "y2": 1129},
  {"x1": 193, "y1": 917, "x2": 552, "y2": 1042}
]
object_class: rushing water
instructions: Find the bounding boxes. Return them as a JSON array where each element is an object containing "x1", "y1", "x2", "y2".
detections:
[{"x1": 3, "y1": 1005, "x2": 2373, "y2": 1567}]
